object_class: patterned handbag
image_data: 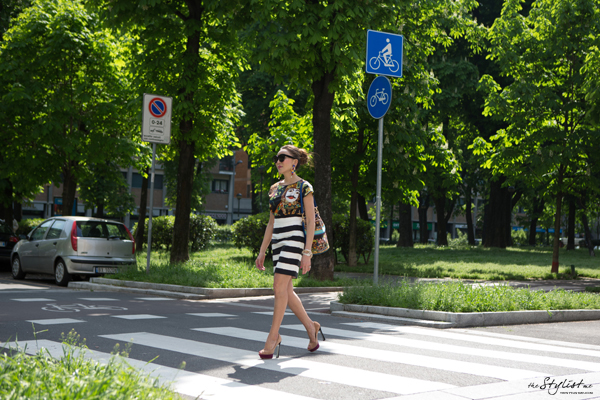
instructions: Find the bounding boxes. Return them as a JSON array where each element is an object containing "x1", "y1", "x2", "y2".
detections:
[{"x1": 299, "y1": 181, "x2": 330, "y2": 255}]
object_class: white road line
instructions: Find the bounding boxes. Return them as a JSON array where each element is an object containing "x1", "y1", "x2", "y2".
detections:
[
  {"x1": 194, "y1": 327, "x2": 547, "y2": 381},
  {"x1": 26, "y1": 318, "x2": 85, "y2": 325},
  {"x1": 11, "y1": 298, "x2": 55, "y2": 302},
  {"x1": 135, "y1": 297, "x2": 175, "y2": 301},
  {"x1": 252, "y1": 311, "x2": 295, "y2": 316},
  {"x1": 111, "y1": 314, "x2": 167, "y2": 320},
  {"x1": 8, "y1": 340, "x2": 318, "y2": 400},
  {"x1": 453, "y1": 328, "x2": 600, "y2": 352},
  {"x1": 283, "y1": 325, "x2": 600, "y2": 372},
  {"x1": 186, "y1": 313, "x2": 238, "y2": 317},
  {"x1": 100, "y1": 332, "x2": 455, "y2": 395},
  {"x1": 78, "y1": 298, "x2": 119, "y2": 301},
  {"x1": 342, "y1": 322, "x2": 600, "y2": 359}
]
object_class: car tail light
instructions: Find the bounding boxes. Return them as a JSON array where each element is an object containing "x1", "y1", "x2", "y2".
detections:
[
  {"x1": 9, "y1": 236, "x2": 18, "y2": 243},
  {"x1": 124, "y1": 225, "x2": 135, "y2": 254},
  {"x1": 71, "y1": 221, "x2": 78, "y2": 251}
]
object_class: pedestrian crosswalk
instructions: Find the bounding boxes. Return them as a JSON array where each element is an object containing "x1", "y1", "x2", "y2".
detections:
[{"x1": 8, "y1": 310, "x2": 600, "y2": 399}]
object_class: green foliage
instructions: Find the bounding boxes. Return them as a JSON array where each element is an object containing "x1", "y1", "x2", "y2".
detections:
[
  {"x1": 133, "y1": 214, "x2": 216, "y2": 252},
  {"x1": 2, "y1": 338, "x2": 178, "y2": 399},
  {"x1": 232, "y1": 212, "x2": 271, "y2": 257},
  {"x1": 16, "y1": 218, "x2": 45, "y2": 236},
  {"x1": 78, "y1": 162, "x2": 137, "y2": 218},
  {"x1": 339, "y1": 281, "x2": 600, "y2": 312},
  {"x1": 448, "y1": 230, "x2": 470, "y2": 248},
  {"x1": 511, "y1": 229, "x2": 528, "y2": 247},
  {"x1": 332, "y1": 214, "x2": 375, "y2": 264},
  {"x1": 214, "y1": 224, "x2": 234, "y2": 244}
]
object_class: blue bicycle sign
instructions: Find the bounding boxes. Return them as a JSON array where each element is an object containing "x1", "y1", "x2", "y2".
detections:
[
  {"x1": 369, "y1": 87, "x2": 389, "y2": 108},
  {"x1": 366, "y1": 30, "x2": 403, "y2": 78},
  {"x1": 367, "y1": 76, "x2": 392, "y2": 119}
]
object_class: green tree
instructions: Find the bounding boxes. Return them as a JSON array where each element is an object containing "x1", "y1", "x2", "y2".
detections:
[
  {"x1": 477, "y1": 0, "x2": 600, "y2": 271},
  {"x1": 92, "y1": 0, "x2": 244, "y2": 263}
]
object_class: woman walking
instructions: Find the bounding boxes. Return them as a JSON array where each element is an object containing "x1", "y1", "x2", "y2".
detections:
[{"x1": 255, "y1": 145, "x2": 325, "y2": 359}]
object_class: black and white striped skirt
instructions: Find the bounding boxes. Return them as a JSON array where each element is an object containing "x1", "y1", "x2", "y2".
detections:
[{"x1": 271, "y1": 216, "x2": 305, "y2": 278}]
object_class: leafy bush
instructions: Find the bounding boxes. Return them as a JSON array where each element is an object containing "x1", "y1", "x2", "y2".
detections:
[
  {"x1": 511, "y1": 228, "x2": 528, "y2": 246},
  {"x1": 448, "y1": 230, "x2": 470, "y2": 248},
  {"x1": 17, "y1": 218, "x2": 45, "y2": 236},
  {"x1": 232, "y1": 212, "x2": 271, "y2": 257},
  {"x1": 214, "y1": 224, "x2": 234, "y2": 243},
  {"x1": 132, "y1": 214, "x2": 216, "y2": 251},
  {"x1": 332, "y1": 214, "x2": 375, "y2": 264}
]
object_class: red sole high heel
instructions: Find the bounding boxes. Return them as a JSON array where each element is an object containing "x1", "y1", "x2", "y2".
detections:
[
  {"x1": 259, "y1": 336, "x2": 282, "y2": 359},
  {"x1": 308, "y1": 323, "x2": 326, "y2": 352}
]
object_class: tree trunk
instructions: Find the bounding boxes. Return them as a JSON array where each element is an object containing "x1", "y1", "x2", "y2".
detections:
[
  {"x1": 0, "y1": 180, "x2": 13, "y2": 223},
  {"x1": 465, "y1": 189, "x2": 475, "y2": 246},
  {"x1": 397, "y1": 201, "x2": 413, "y2": 247},
  {"x1": 347, "y1": 128, "x2": 364, "y2": 267},
  {"x1": 551, "y1": 167, "x2": 565, "y2": 273},
  {"x1": 135, "y1": 168, "x2": 149, "y2": 253},
  {"x1": 528, "y1": 197, "x2": 544, "y2": 246},
  {"x1": 310, "y1": 71, "x2": 336, "y2": 280},
  {"x1": 581, "y1": 212, "x2": 596, "y2": 256},
  {"x1": 13, "y1": 198, "x2": 22, "y2": 222},
  {"x1": 566, "y1": 199, "x2": 575, "y2": 250},
  {"x1": 61, "y1": 164, "x2": 77, "y2": 217},
  {"x1": 170, "y1": 137, "x2": 196, "y2": 263},
  {"x1": 418, "y1": 192, "x2": 429, "y2": 244},
  {"x1": 96, "y1": 203, "x2": 104, "y2": 219},
  {"x1": 433, "y1": 194, "x2": 448, "y2": 246},
  {"x1": 357, "y1": 194, "x2": 369, "y2": 221},
  {"x1": 483, "y1": 177, "x2": 511, "y2": 248}
]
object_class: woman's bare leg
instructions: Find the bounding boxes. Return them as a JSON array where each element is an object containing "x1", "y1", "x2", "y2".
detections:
[
  {"x1": 260, "y1": 273, "x2": 291, "y2": 354},
  {"x1": 285, "y1": 279, "x2": 318, "y2": 349}
]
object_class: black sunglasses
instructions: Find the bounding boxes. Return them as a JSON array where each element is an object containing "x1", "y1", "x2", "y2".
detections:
[{"x1": 273, "y1": 154, "x2": 297, "y2": 163}]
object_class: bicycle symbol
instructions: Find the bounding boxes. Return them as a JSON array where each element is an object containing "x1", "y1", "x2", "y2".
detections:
[
  {"x1": 370, "y1": 88, "x2": 389, "y2": 108},
  {"x1": 42, "y1": 303, "x2": 128, "y2": 312},
  {"x1": 369, "y1": 53, "x2": 400, "y2": 73}
]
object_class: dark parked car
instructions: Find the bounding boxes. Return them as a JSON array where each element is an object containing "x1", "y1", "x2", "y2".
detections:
[
  {"x1": 11, "y1": 217, "x2": 136, "y2": 286},
  {"x1": 0, "y1": 221, "x2": 19, "y2": 263}
]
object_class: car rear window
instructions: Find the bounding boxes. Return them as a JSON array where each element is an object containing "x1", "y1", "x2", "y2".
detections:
[{"x1": 75, "y1": 221, "x2": 130, "y2": 239}]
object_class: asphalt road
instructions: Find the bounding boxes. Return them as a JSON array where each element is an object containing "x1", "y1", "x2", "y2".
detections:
[{"x1": 1, "y1": 271, "x2": 600, "y2": 399}]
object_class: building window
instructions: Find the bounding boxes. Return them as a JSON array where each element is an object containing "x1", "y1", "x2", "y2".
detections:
[
  {"x1": 132, "y1": 173, "x2": 163, "y2": 190},
  {"x1": 219, "y1": 156, "x2": 233, "y2": 172},
  {"x1": 212, "y1": 179, "x2": 229, "y2": 194}
]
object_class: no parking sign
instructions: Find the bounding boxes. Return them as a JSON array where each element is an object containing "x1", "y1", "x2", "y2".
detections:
[{"x1": 142, "y1": 93, "x2": 172, "y2": 144}]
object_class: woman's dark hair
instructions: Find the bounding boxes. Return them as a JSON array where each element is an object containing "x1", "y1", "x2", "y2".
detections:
[{"x1": 280, "y1": 145, "x2": 312, "y2": 167}]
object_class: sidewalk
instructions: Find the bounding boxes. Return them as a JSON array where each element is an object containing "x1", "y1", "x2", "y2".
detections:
[{"x1": 68, "y1": 274, "x2": 600, "y2": 329}]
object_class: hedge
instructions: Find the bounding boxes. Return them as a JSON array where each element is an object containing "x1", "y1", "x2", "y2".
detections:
[
  {"x1": 133, "y1": 214, "x2": 216, "y2": 251},
  {"x1": 232, "y1": 212, "x2": 271, "y2": 257}
]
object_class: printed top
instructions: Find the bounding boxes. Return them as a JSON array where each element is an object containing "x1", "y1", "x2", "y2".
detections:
[{"x1": 268, "y1": 180, "x2": 314, "y2": 218}]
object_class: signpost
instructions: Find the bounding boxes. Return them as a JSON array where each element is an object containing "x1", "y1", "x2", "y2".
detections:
[
  {"x1": 141, "y1": 93, "x2": 172, "y2": 273},
  {"x1": 366, "y1": 30, "x2": 403, "y2": 285}
]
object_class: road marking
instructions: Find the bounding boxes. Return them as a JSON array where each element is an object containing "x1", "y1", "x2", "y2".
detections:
[
  {"x1": 78, "y1": 298, "x2": 119, "y2": 301},
  {"x1": 135, "y1": 297, "x2": 175, "y2": 301},
  {"x1": 187, "y1": 313, "x2": 238, "y2": 318},
  {"x1": 11, "y1": 298, "x2": 55, "y2": 302},
  {"x1": 342, "y1": 322, "x2": 600, "y2": 359},
  {"x1": 194, "y1": 327, "x2": 547, "y2": 381},
  {"x1": 9, "y1": 340, "x2": 318, "y2": 400},
  {"x1": 252, "y1": 311, "x2": 295, "y2": 316},
  {"x1": 26, "y1": 318, "x2": 85, "y2": 325},
  {"x1": 112, "y1": 314, "x2": 167, "y2": 320},
  {"x1": 284, "y1": 324, "x2": 600, "y2": 372},
  {"x1": 100, "y1": 332, "x2": 455, "y2": 395}
]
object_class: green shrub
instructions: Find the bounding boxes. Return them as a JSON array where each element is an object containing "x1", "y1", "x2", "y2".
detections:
[
  {"x1": 332, "y1": 214, "x2": 375, "y2": 264},
  {"x1": 232, "y1": 212, "x2": 271, "y2": 257},
  {"x1": 214, "y1": 224, "x2": 234, "y2": 243},
  {"x1": 511, "y1": 228, "x2": 528, "y2": 246},
  {"x1": 132, "y1": 214, "x2": 216, "y2": 251},
  {"x1": 17, "y1": 218, "x2": 45, "y2": 236},
  {"x1": 448, "y1": 230, "x2": 469, "y2": 248}
]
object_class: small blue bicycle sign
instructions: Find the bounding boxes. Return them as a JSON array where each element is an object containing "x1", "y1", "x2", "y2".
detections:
[
  {"x1": 367, "y1": 76, "x2": 392, "y2": 119},
  {"x1": 366, "y1": 30, "x2": 403, "y2": 78}
]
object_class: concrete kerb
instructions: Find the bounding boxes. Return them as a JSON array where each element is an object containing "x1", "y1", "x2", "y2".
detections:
[
  {"x1": 68, "y1": 277, "x2": 343, "y2": 299},
  {"x1": 330, "y1": 301, "x2": 600, "y2": 328}
]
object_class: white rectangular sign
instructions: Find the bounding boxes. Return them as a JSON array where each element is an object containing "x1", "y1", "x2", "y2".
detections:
[{"x1": 142, "y1": 93, "x2": 172, "y2": 144}]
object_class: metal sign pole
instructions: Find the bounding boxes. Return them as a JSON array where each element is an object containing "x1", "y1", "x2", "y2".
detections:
[
  {"x1": 374, "y1": 116, "x2": 384, "y2": 285},
  {"x1": 146, "y1": 142, "x2": 157, "y2": 274}
]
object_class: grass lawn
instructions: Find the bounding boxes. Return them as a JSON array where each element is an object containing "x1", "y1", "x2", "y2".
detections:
[
  {"x1": 339, "y1": 281, "x2": 600, "y2": 312},
  {"x1": 335, "y1": 244, "x2": 600, "y2": 280},
  {"x1": 110, "y1": 243, "x2": 364, "y2": 288}
]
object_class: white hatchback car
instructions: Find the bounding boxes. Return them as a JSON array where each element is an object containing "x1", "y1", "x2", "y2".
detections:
[{"x1": 11, "y1": 216, "x2": 136, "y2": 286}]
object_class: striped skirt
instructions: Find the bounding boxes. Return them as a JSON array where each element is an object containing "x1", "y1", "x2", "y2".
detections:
[{"x1": 271, "y1": 216, "x2": 305, "y2": 278}]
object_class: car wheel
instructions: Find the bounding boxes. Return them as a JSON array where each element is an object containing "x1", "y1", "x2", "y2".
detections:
[
  {"x1": 54, "y1": 259, "x2": 71, "y2": 286},
  {"x1": 12, "y1": 256, "x2": 26, "y2": 280}
]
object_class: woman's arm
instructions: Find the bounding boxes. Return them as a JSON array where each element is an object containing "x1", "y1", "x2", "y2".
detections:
[
  {"x1": 301, "y1": 193, "x2": 316, "y2": 274},
  {"x1": 255, "y1": 211, "x2": 275, "y2": 271}
]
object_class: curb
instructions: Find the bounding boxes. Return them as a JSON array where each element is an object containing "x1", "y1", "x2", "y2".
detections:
[
  {"x1": 330, "y1": 301, "x2": 600, "y2": 328},
  {"x1": 68, "y1": 278, "x2": 343, "y2": 299}
]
